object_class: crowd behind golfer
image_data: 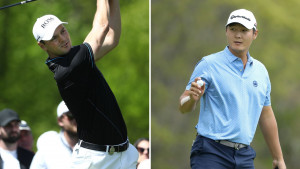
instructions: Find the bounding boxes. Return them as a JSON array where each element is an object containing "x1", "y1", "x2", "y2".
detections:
[
  {"x1": 30, "y1": 101, "x2": 78, "y2": 169},
  {"x1": 0, "y1": 109, "x2": 34, "y2": 169}
]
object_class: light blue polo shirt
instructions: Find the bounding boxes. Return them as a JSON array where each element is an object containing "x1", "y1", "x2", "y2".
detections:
[{"x1": 186, "y1": 46, "x2": 271, "y2": 145}]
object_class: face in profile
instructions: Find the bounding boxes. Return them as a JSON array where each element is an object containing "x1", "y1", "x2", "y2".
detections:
[{"x1": 58, "y1": 111, "x2": 77, "y2": 136}]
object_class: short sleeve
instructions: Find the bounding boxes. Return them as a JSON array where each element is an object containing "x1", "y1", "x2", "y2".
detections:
[
  {"x1": 83, "y1": 43, "x2": 95, "y2": 68},
  {"x1": 186, "y1": 58, "x2": 210, "y2": 90},
  {"x1": 264, "y1": 75, "x2": 271, "y2": 106}
]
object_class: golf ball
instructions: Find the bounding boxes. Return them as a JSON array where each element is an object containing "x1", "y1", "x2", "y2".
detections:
[{"x1": 197, "y1": 80, "x2": 204, "y2": 87}]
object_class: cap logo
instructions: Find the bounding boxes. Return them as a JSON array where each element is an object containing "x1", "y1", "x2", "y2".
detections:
[
  {"x1": 41, "y1": 17, "x2": 55, "y2": 28},
  {"x1": 230, "y1": 15, "x2": 251, "y2": 21}
]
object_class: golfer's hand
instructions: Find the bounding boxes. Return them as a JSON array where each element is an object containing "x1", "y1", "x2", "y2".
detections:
[
  {"x1": 273, "y1": 159, "x2": 286, "y2": 169},
  {"x1": 189, "y1": 77, "x2": 205, "y2": 101}
]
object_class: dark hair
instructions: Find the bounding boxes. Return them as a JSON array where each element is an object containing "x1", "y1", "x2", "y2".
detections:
[
  {"x1": 226, "y1": 23, "x2": 256, "y2": 34},
  {"x1": 134, "y1": 138, "x2": 149, "y2": 148},
  {"x1": 39, "y1": 40, "x2": 45, "y2": 44}
]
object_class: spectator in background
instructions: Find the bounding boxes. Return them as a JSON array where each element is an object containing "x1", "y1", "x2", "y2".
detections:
[
  {"x1": 137, "y1": 159, "x2": 150, "y2": 169},
  {"x1": 0, "y1": 108, "x2": 34, "y2": 169},
  {"x1": 30, "y1": 101, "x2": 78, "y2": 169},
  {"x1": 18, "y1": 120, "x2": 34, "y2": 153},
  {"x1": 134, "y1": 138, "x2": 149, "y2": 168}
]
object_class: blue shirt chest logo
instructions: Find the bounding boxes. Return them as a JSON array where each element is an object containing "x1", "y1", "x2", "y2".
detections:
[{"x1": 253, "y1": 80, "x2": 258, "y2": 87}]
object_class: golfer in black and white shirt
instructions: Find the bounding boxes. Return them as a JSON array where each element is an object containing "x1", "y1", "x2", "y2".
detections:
[{"x1": 32, "y1": 0, "x2": 138, "y2": 168}]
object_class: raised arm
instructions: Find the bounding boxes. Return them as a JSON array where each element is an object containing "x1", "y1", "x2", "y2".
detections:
[
  {"x1": 84, "y1": 0, "x2": 109, "y2": 60},
  {"x1": 84, "y1": 0, "x2": 121, "y2": 61},
  {"x1": 97, "y1": 0, "x2": 121, "y2": 59}
]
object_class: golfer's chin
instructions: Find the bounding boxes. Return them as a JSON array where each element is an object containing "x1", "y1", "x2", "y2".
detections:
[
  {"x1": 59, "y1": 47, "x2": 72, "y2": 55},
  {"x1": 229, "y1": 45, "x2": 248, "y2": 56}
]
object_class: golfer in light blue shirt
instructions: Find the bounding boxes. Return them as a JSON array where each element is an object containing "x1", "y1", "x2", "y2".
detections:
[{"x1": 179, "y1": 9, "x2": 286, "y2": 169}]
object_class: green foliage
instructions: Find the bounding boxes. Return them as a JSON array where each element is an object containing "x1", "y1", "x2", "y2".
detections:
[
  {"x1": 0, "y1": 0, "x2": 149, "y2": 151},
  {"x1": 100, "y1": 0, "x2": 149, "y2": 142},
  {"x1": 152, "y1": 0, "x2": 300, "y2": 168}
]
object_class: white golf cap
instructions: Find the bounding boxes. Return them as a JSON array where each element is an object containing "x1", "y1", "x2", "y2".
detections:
[
  {"x1": 57, "y1": 101, "x2": 69, "y2": 118},
  {"x1": 19, "y1": 120, "x2": 31, "y2": 131},
  {"x1": 33, "y1": 14, "x2": 68, "y2": 42},
  {"x1": 226, "y1": 9, "x2": 257, "y2": 30}
]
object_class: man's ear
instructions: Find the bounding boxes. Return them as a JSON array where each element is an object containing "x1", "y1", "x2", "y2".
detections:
[
  {"x1": 38, "y1": 42, "x2": 47, "y2": 51},
  {"x1": 253, "y1": 29, "x2": 258, "y2": 40},
  {"x1": 57, "y1": 117, "x2": 64, "y2": 127}
]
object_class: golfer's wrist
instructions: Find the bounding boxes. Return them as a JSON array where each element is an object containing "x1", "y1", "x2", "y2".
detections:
[
  {"x1": 272, "y1": 158, "x2": 285, "y2": 166},
  {"x1": 273, "y1": 153, "x2": 284, "y2": 161}
]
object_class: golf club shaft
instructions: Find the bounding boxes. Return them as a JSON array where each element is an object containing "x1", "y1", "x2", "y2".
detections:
[{"x1": 0, "y1": 0, "x2": 36, "y2": 10}]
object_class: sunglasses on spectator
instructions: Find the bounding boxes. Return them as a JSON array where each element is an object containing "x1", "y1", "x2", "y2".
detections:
[{"x1": 137, "y1": 147, "x2": 149, "y2": 154}]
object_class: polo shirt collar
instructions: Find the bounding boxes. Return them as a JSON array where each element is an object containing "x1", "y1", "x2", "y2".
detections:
[
  {"x1": 45, "y1": 57, "x2": 64, "y2": 73},
  {"x1": 59, "y1": 130, "x2": 73, "y2": 153},
  {"x1": 224, "y1": 46, "x2": 253, "y2": 65}
]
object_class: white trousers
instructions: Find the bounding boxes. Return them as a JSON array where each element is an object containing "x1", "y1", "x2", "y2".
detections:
[{"x1": 70, "y1": 142, "x2": 139, "y2": 169}]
